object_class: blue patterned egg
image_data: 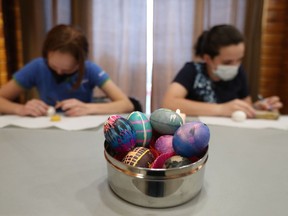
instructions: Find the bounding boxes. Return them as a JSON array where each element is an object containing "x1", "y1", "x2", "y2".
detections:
[
  {"x1": 103, "y1": 115, "x2": 136, "y2": 153},
  {"x1": 150, "y1": 108, "x2": 183, "y2": 134},
  {"x1": 127, "y1": 111, "x2": 152, "y2": 147},
  {"x1": 173, "y1": 121, "x2": 210, "y2": 158}
]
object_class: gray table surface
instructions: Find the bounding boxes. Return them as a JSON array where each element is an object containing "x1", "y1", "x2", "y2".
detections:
[{"x1": 0, "y1": 121, "x2": 288, "y2": 216}]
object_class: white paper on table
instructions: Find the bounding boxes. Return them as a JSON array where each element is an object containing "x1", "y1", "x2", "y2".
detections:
[
  {"x1": 198, "y1": 115, "x2": 288, "y2": 130},
  {"x1": 0, "y1": 114, "x2": 111, "y2": 131},
  {"x1": 0, "y1": 115, "x2": 20, "y2": 128},
  {"x1": 53, "y1": 115, "x2": 111, "y2": 130}
]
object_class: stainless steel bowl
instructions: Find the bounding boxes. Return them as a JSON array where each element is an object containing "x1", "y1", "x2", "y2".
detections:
[{"x1": 104, "y1": 148, "x2": 208, "y2": 208}]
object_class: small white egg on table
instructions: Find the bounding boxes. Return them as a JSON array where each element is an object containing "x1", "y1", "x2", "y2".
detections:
[
  {"x1": 231, "y1": 110, "x2": 247, "y2": 122},
  {"x1": 46, "y1": 106, "x2": 56, "y2": 117}
]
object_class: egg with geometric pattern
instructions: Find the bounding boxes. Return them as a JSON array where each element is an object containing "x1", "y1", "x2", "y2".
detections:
[
  {"x1": 122, "y1": 147, "x2": 155, "y2": 168},
  {"x1": 127, "y1": 111, "x2": 152, "y2": 148}
]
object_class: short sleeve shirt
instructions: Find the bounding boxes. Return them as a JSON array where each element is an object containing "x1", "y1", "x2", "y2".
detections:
[
  {"x1": 13, "y1": 58, "x2": 110, "y2": 106},
  {"x1": 173, "y1": 62, "x2": 249, "y2": 103}
]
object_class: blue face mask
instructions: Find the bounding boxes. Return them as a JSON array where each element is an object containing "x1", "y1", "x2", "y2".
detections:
[{"x1": 213, "y1": 65, "x2": 239, "y2": 81}]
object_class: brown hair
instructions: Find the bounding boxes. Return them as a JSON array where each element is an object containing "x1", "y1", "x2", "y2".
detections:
[
  {"x1": 194, "y1": 24, "x2": 244, "y2": 59},
  {"x1": 42, "y1": 24, "x2": 88, "y2": 89}
]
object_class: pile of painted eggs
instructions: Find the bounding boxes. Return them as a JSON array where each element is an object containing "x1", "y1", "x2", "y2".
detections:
[{"x1": 103, "y1": 108, "x2": 210, "y2": 169}]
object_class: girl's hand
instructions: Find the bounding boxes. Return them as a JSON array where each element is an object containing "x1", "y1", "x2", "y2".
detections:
[
  {"x1": 219, "y1": 99, "x2": 256, "y2": 118},
  {"x1": 55, "y1": 99, "x2": 90, "y2": 116},
  {"x1": 254, "y1": 96, "x2": 283, "y2": 111},
  {"x1": 19, "y1": 99, "x2": 49, "y2": 117}
]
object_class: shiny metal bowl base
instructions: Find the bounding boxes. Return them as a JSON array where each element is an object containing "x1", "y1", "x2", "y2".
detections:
[{"x1": 104, "y1": 149, "x2": 208, "y2": 208}]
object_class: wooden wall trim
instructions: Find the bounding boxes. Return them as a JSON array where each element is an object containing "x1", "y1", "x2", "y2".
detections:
[{"x1": 260, "y1": 0, "x2": 288, "y2": 114}]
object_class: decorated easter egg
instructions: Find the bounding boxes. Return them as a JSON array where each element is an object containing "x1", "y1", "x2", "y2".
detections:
[
  {"x1": 163, "y1": 155, "x2": 191, "y2": 169},
  {"x1": 104, "y1": 140, "x2": 127, "y2": 161},
  {"x1": 149, "y1": 129, "x2": 162, "y2": 148},
  {"x1": 103, "y1": 115, "x2": 136, "y2": 153},
  {"x1": 154, "y1": 135, "x2": 174, "y2": 154},
  {"x1": 150, "y1": 151, "x2": 175, "y2": 169},
  {"x1": 150, "y1": 108, "x2": 183, "y2": 134},
  {"x1": 122, "y1": 147, "x2": 155, "y2": 168},
  {"x1": 127, "y1": 111, "x2": 152, "y2": 147},
  {"x1": 173, "y1": 121, "x2": 210, "y2": 158}
]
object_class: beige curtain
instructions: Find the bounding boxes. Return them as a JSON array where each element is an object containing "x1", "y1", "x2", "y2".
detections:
[
  {"x1": 193, "y1": 0, "x2": 247, "y2": 58},
  {"x1": 151, "y1": 0, "x2": 248, "y2": 112},
  {"x1": 90, "y1": 0, "x2": 147, "y2": 111},
  {"x1": 152, "y1": 0, "x2": 195, "y2": 112},
  {"x1": 19, "y1": 0, "x2": 72, "y2": 63}
]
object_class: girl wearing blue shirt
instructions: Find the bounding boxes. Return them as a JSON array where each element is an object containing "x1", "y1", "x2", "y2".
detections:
[{"x1": 0, "y1": 24, "x2": 133, "y2": 116}]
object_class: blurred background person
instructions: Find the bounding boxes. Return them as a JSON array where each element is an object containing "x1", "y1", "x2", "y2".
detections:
[
  {"x1": 162, "y1": 24, "x2": 282, "y2": 117},
  {"x1": 0, "y1": 24, "x2": 133, "y2": 117}
]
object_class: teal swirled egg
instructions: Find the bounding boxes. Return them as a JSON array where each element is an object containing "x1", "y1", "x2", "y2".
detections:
[
  {"x1": 127, "y1": 111, "x2": 152, "y2": 147},
  {"x1": 103, "y1": 115, "x2": 136, "y2": 153},
  {"x1": 173, "y1": 121, "x2": 210, "y2": 158},
  {"x1": 150, "y1": 108, "x2": 183, "y2": 134}
]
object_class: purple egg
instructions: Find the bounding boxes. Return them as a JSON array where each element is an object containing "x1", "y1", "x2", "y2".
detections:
[
  {"x1": 103, "y1": 115, "x2": 136, "y2": 153},
  {"x1": 154, "y1": 135, "x2": 174, "y2": 154},
  {"x1": 172, "y1": 121, "x2": 210, "y2": 158}
]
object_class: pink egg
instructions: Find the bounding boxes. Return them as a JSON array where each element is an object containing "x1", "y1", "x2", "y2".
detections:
[
  {"x1": 150, "y1": 152, "x2": 175, "y2": 169},
  {"x1": 154, "y1": 135, "x2": 174, "y2": 154}
]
